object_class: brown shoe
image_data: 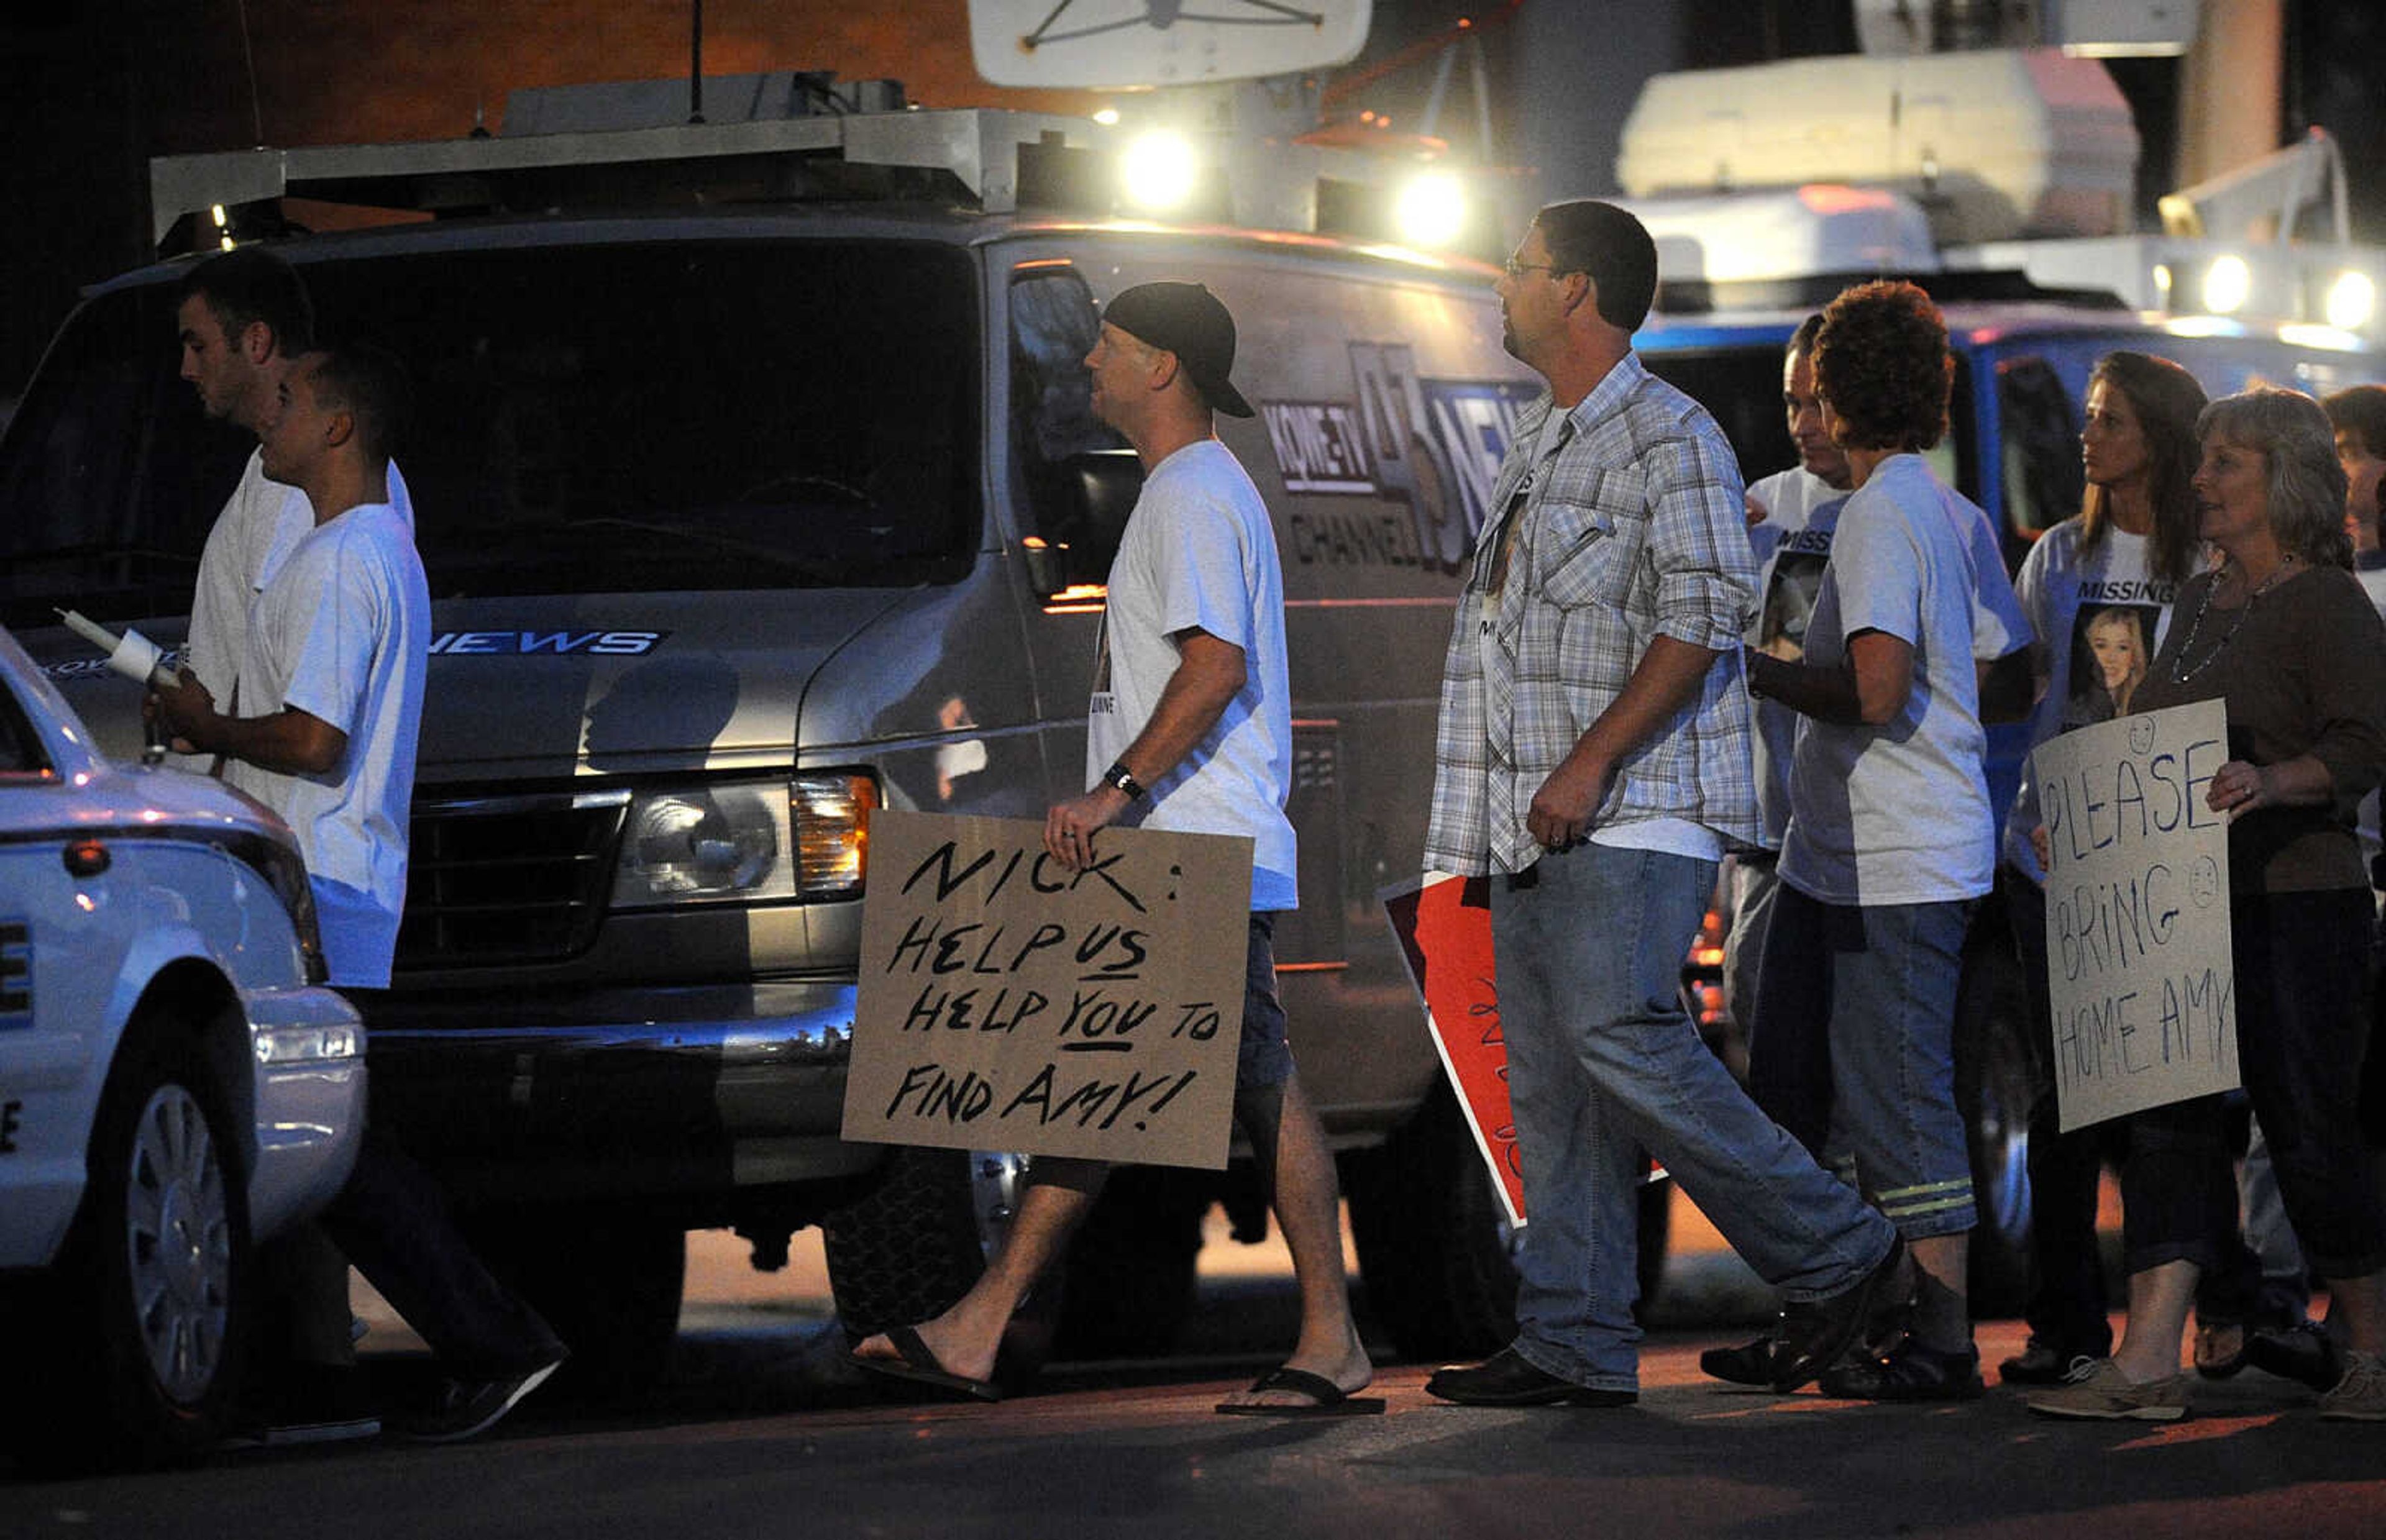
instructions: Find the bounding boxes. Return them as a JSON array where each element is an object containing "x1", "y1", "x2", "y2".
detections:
[
  {"x1": 2025, "y1": 1359, "x2": 2188, "y2": 1421},
  {"x1": 2319, "y1": 1351, "x2": 2386, "y2": 1421}
]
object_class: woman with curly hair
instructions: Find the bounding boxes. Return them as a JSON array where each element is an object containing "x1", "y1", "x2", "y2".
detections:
[
  {"x1": 2029, "y1": 388, "x2": 2386, "y2": 1421},
  {"x1": 1741, "y1": 280, "x2": 2018, "y2": 1399}
]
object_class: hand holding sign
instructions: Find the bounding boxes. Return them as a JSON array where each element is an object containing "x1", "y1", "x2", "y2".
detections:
[
  {"x1": 2032, "y1": 700, "x2": 2239, "y2": 1131},
  {"x1": 843, "y1": 811, "x2": 1252, "y2": 1170}
]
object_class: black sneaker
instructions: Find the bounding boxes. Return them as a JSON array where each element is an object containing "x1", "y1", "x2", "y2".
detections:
[
  {"x1": 1699, "y1": 1333, "x2": 1781, "y2": 1387},
  {"x1": 1998, "y1": 1338, "x2": 2101, "y2": 1387},
  {"x1": 236, "y1": 1365, "x2": 383, "y2": 1446},
  {"x1": 1820, "y1": 1337, "x2": 1985, "y2": 1402},
  {"x1": 1775, "y1": 1236, "x2": 1912, "y2": 1393},
  {"x1": 392, "y1": 1354, "x2": 567, "y2": 1444},
  {"x1": 2244, "y1": 1321, "x2": 2341, "y2": 1392}
]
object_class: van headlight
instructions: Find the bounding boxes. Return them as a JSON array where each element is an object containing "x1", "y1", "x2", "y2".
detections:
[{"x1": 609, "y1": 772, "x2": 878, "y2": 907}]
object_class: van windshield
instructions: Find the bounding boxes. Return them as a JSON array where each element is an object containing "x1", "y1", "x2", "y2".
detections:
[{"x1": 0, "y1": 239, "x2": 980, "y2": 626}]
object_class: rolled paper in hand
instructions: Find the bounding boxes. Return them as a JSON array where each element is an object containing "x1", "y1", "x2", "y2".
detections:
[
  {"x1": 54, "y1": 609, "x2": 180, "y2": 689},
  {"x1": 110, "y1": 629, "x2": 178, "y2": 689},
  {"x1": 56, "y1": 608, "x2": 118, "y2": 654}
]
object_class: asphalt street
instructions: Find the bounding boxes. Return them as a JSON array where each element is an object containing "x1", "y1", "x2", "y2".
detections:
[{"x1": 6, "y1": 1200, "x2": 2382, "y2": 1539}]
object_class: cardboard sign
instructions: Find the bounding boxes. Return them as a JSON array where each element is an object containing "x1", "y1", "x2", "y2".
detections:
[
  {"x1": 1382, "y1": 873, "x2": 1526, "y2": 1226},
  {"x1": 2034, "y1": 699, "x2": 2239, "y2": 1132},
  {"x1": 843, "y1": 811, "x2": 1252, "y2": 1170}
]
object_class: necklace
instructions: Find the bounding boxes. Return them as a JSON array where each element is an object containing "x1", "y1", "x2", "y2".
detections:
[{"x1": 2169, "y1": 555, "x2": 2297, "y2": 683}]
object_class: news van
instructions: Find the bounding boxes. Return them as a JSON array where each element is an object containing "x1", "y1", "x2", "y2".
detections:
[{"x1": 0, "y1": 81, "x2": 1561, "y2": 1380}]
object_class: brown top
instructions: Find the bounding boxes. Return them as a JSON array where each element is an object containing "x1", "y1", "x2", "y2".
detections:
[{"x1": 2135, "y1": 563, "x2": 2386, "y2": 893}]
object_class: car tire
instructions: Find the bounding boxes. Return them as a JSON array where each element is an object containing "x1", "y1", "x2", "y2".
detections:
[
  {"x1": 1347, "y1": 1086, "x2": 1675, "y2": 1363},
  {"x1": 1345, "y1": 1086, "x2": 1519, "y2": 1362},
  {"x1": 1956, "y1": 931, "x2": 2036, "y2": 1316},
  {"x1": 822, "y1": 1144, "x2": 987, "y2": 1344},
  {"x1": 1050, "y1": 1165, "x2": 1206, "y2": 1360},
  {"x1": 19, "y1": 1023, "x2": 253, "y2": 1470}
]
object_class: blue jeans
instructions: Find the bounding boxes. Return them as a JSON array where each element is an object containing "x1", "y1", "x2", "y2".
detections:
[
  {"x1": 1748, "y1": 885, "x2": 1978, "y2": 1241},
  {"x1": 1491, "y1": 842, "x2": 1897, "y2": 1390}
]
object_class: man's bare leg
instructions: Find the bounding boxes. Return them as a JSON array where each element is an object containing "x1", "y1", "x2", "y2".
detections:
[
  {"x1": 850, "y1": 1157, "x2": 1107, "y2": 1387},
  {"x1": 1217, "y1": 1070, "x2": 1374, "y2": 1407}
]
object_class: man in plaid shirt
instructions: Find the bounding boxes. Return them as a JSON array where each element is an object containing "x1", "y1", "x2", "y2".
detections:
[{"x1": 1421, "y1": 201, "x2": 1912, "y2": 1408}]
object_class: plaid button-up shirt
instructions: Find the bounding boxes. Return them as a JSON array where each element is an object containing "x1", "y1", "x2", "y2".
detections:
[{"x1": 1425, "y1": 353, "x2": 1763, "y2": 876}]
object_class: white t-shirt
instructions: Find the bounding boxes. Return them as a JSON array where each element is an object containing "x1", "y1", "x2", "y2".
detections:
[
  {"x1": 2000, "y1": 519, "x2": 2183, "y2": 883},
  {"x1": 222, "y1": 502, "x2": 430, "y2": 987},
  {"x1": 186, "y1": 450, "x2": 414, "y2": 712},
  {"x1": 1779, "y1": 454, "x2": 1996, "y2": 906},
  {"x1": 1087, "y1": 439, "x2": 1297, "y2": 912},
  {"x1": 1745, "y1": 465, "x2": 2024, "y2": 847}
]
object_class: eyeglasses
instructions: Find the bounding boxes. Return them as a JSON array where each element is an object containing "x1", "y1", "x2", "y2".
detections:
[{"x1": 1502, "y1": 259, "x2": 1561, "y2": 280}]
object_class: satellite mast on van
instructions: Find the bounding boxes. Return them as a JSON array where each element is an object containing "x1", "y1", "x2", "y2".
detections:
[
  {"x1": 962, "y1": 0, "x2": 1519, "y2": 255},
  {"x1": 967, "y1": 0, "x2": 1371, "y2": 89}
]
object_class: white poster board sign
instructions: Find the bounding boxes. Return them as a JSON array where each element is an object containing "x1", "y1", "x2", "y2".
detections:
[
  {"x1": 2034, "y1": 699, "x2": 2239, "y2": 1132},
  {"x1": 842, "y1": 811, "x2": 1251, "y2": 1169}
]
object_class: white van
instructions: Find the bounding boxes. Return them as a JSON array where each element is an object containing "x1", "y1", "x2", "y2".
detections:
[{"x1": 0, "y1": 93, "x2": 1550, "y2": 1382}]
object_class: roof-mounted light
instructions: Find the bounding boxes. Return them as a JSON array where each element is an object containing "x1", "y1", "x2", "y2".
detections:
[
  {"x1": 2325, "y1": 270, "x2": 2376, "y2": 332},
  {"x1": 1120, "y1": 130, "x2": 1199, "y2": 215},
  {"x1": 2200, "y1": 255, "x2": 2251, "y2": 316},
  {"x1": 1394, "y1": 172, "x2": 1468, "y2": 251}
]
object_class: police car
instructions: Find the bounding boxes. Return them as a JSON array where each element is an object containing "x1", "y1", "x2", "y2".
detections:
[{"x1": 0, "y1": 622, "x2": 363, "y2": 1469}]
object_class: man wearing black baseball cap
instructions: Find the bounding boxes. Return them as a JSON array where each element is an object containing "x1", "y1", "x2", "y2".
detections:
[
  {"x1": 1095, "y1": 280, "x2": 1255, "y2": 419},
  {"x1": 851, "y1": 281, "x2": 1377, "y2": 1416}
]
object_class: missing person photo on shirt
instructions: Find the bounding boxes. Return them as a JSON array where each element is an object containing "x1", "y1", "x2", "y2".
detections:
[
  {"x1": 2064, "y1": 602, "x2": 2159, "y2": 728},
  {"x1": 1758, "y1": 544, "x2": 1828, "y2": 662}
]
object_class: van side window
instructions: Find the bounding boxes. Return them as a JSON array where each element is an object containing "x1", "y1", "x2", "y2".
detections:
[
  {"x1": 1996, "y1": 357, "x2": 2083, "y2": 543},
  {"x1": 1008, "y1": 269, "x2": 1127, "y2": 558}
]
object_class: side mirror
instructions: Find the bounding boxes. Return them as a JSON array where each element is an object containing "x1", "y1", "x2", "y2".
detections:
[
  {"x1": 1070, "y1": 449, "x2": 1143, "y2": 567},
  {"x1": 1025, "y1": 449, "x2": 1143, "y2": 598}
]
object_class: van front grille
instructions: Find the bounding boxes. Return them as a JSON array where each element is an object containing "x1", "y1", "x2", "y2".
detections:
[{"x1": 395, "y1": 790, "x2": 631, "y2": 969}]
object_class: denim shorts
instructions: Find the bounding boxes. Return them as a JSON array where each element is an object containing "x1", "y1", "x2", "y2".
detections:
[
  {"x1": 1749, "y1": 885, "x2": 1978, "y2": 1240},
  {"x1": 1238, "y1": 912, "x2": 1295, "y2": 1090}
]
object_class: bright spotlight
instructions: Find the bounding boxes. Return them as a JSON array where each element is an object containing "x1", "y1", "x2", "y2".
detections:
[
  {"x1": 2201, "y1": 255, "x2": 2251, "y2": 316},
  {"x1": 1394, "y1": 173, "x2": 1469, "y2": 249},
  {"x1": 1120, "y1": 130, "x2": 1199, "y2": 214},
  {"x1": 2326, "y1": 270, "x2": 2376, "y2": 332}
]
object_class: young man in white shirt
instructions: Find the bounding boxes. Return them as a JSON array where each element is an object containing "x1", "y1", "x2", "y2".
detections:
[{"x1": 157, "y1": 347, "x2": 567, "y2": 1444}]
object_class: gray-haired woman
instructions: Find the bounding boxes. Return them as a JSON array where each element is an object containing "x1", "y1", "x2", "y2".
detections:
[{"x1": 2029, "y1": 387, "x2": 2386, "y2": 1421}]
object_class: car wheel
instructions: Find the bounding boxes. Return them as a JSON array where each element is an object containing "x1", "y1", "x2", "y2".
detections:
[
  {"x1": 1346, "y1": 1087, "x2": 1675, "y2": 1364},
  {"x1": 1345, "y1": 1087, "x2": 1520, "y2": 1362},
  {"x1": 1050, "y1": 1165, "x2": 1207, "y2": 1360},
  {"x1": 1957, "y1": 933, "x2": 2036, "y2": 1316},
  {"x1": 29, "y1": 1026, "x2": 253, "y2": 1469},
  {"x1": 822, "y1": 1144, "x2": 988, "y2": 1344}
]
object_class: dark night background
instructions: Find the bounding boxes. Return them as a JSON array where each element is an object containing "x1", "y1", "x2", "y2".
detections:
[{"x1": 2, "y1": 1, "x2": 2382, "y2": 398}]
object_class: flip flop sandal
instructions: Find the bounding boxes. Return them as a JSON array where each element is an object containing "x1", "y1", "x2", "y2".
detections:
[{"x1": 1215, "y1": 1365, "x2": 1386, "y2": 1416}]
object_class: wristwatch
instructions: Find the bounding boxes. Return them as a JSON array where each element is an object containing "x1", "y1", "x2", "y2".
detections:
[{"x1": 1100, "y1": 760, "x2": 1149, "y2": 801}]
